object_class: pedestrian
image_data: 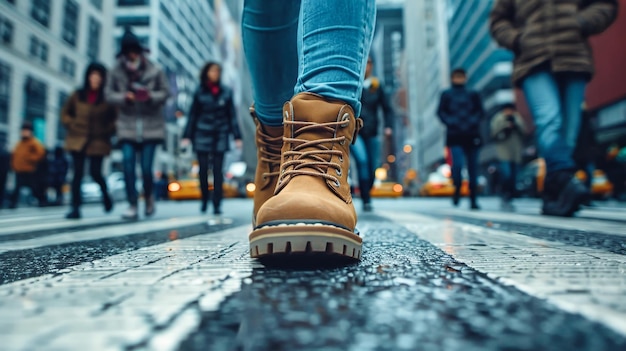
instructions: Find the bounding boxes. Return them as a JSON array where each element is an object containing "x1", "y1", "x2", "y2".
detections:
[
  {"x1": 490, "y1": 0, "x2": 618, "y2": 216},
  {"x1": 0, "y1": 142, "x2": 10, "y2": 209},
  {"x1": 8, "y1": 121, "x2": 48, "y2": 208},
  {"x1": 242, "y1": 0, "x2": 375, "y2": 260},
  {"x1": 351, "y1": 56, "x2": 395, "y2": 212},
  {"x1": 105, "y1": 27, "x2": 170, "y2": 220},
  {"x1": 181, "y1": 62, "x2": 242, "y2": 215},
  {"x1": 62, "y1": 63, "x2": 117, "y2": 219},
  {"x1": 46, "y1": 146, "x2": 69, "y2": 206},
  {"x1": 490, "y1": 103, "x2": 526, "y2": 211},
  {"x1": 437, "y1": 68, "x2": 485, "y2": 210}
]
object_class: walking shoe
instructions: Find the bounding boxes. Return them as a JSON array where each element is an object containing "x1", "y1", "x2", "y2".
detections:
[
  {"x1": 363, "y1": 202, "x2": 373, "y2": 212},
  {"x1": 250, "y1": 106, "x2": 284, "y2": 225},
  {"x1": 145, "y1": 196, "x2": 155, "y2": 217},
  {"x1": 200, "y1": 199, "x2": 208, "y2": 213},
  {"x1": 122, "y1": 205, "x2": 139, "y2": 220},
  {"x1": 250, "y1": 93, "x2": 363, "y2": 260},
  {"x1": 65, "y1": 208, "x2": 81, "y2": 219},
  {"x1": 542, "y1": 177, "x2": 588, "y2": 217}
]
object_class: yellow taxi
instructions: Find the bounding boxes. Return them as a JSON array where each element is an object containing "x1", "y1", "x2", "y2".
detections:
[
  {"x1": 168, "y1": 178, "x2": 242, "y2": 200},
  {"x1": 419, "y1": 164, "x2": 470, "y2": 197},
  {"x1": 370, "y1": 181, "x2": 404, "y2": 198}
]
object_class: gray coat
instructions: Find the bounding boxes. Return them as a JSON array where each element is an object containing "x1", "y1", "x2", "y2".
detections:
[
  {"x1": 106, "y1": 58, "x2": 170, "y2": 143},
  {"x1": 490, "y1": 111, "x2": 527, "y2": 164}
]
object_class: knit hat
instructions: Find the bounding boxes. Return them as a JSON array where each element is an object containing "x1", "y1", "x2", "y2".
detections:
[{"x1": 117, "y1": 27, "x2": 146, "y2": 57}]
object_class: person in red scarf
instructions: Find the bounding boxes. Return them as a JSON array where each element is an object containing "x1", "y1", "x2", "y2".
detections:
[
  {"x1": 61, "y1": 63, "x2": 117, "y2": 219},
  {"x1": 182, "y1": 62, "x2": 242, "y2": 215}
]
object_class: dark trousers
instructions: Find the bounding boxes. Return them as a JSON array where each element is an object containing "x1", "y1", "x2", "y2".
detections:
[
  {"x1": 450, "y1": 145, "x2": 480, "y2": 203},
  {"x1": 197, "y1": 151, "x2": 225, "y2": 213},
  {"x1": 121, "y1": 141, "x2": 158, "y2": 206},
  {"x1": 9, "y1": 172, "x2": 46, "y2": 207},
  {"x1": 70, "y1": 152, "x2": 107, "y2": 209}
]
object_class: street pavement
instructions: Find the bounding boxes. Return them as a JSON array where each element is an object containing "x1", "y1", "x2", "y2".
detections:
[{"x1": 0, "y1": 197, "x2": 625, "y2": 351}]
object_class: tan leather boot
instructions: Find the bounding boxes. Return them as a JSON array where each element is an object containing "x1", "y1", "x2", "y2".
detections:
[
  {"x1": 250, "y1": 106, "x2": 283, "y2": 225},
  {"x1": 250, "y1": 93, "x2": 363, "y2": 260}
]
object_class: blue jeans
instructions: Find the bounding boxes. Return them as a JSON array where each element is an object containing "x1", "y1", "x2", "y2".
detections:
[
  {"x1": 450, "y1": 145, "x2": 480, "y2": 202},
  {"x1": 242, "y1": 0, "x2": 376, "y2": 126},
  {"x1": 499, "y1": 161, "x2": 518, "y2": 200},
  {"x1": 121, "y1": 141, "x2": 158, "y2": 205},
  {"x1": 522, "y1": 70, "x2": 587, "y2": 174},
  {"x1": 350, "y1": 136, "x2": 380, "y2": 204}
]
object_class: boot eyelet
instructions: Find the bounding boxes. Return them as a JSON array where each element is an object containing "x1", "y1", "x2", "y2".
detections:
[
  {"x1": 333, "y1": 179, "x2": 340, "y2": 187},
  {"x1": 339, "y1": 140, "x2": 346, "y2": 145},
  {"x1": 335, "y1": 168, "x2": 342, "y2": 176},
  {"x1": 339, "y1": 156, "x2": 344, "y2": 163}
]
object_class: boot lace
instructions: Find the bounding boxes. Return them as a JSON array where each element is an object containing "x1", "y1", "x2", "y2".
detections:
[
  {"x1": 280, "y1": 119, "x2": 348, "y2": 186},
  {"x1": 258, "y1": 129, "x2": 282, "y2": 180}
]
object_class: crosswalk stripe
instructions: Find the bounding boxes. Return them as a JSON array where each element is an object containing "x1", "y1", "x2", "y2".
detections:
[{"x1": 379, "y1": 210, "x2": 626, "y2": 336}]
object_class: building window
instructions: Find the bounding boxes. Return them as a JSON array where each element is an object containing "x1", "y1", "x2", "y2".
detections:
[
  {"x1": 0, "y1": 16, "x2": 13, "y2": 46},
  {"x1": 62, "y1": 0, "x2": 79, "y2": 47},
  {"x1": 87, "y1": 17, "x2": 101, "y2": 61},
  {"x1": 0, "y1": 61, "x2": 10, "y2": 125},
  {"x1": 29, "y1": 36, "x2": 48, "y2": 63},
  {"x1": 60, "y1": 56, "x2": 76, "y2": 78},
  {"x1": 57, "y1": 91, "x2": 69, "y2": 141},
  {"x1": 117, "y1": 0, "x2": 149, "y2": 6},
  {"x1": 24, "y1": 76, "x2": 47, "y2": 135},
  {"x1": 90, "y1": 0, "x2": 102, "y2": 10},
  {"x1": 31, "y1": 0, "x2": 51, "y2": 27},
  {"x1": 116, "y1": 16, "x2": 150, "y2": 27}
]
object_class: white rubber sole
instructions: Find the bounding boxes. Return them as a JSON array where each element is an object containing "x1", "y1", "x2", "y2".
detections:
[{"x1": 249, "y1": 224, "x2": 362, "y2": 260}]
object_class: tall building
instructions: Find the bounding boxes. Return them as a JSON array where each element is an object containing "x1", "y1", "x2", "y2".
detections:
[
  {"x1": 447, "y1": 0, "x2": 515, "y2": 163},
  {"x1": 0, "y1": 0, "x2": 115, "y2": 149},
  {"x1": 402, "y1": 0, "x2": 450, "y2": 178}
]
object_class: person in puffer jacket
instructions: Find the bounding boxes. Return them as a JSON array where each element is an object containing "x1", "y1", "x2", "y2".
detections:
[
  {"x1": 437, "y1": 68, "x2": 485, "y2": 210},
  {"x1": 182, "y1": 62, "x2": 242, "y2": 215}
]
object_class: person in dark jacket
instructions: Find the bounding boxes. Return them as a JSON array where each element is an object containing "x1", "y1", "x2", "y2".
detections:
[
  {"x1": 182, "y1": 62, "x2": 242, "y2": 215},
  {"x1": 62, "y1": 63, "x2": 117, "y2": 219},
  {"x1": 490, "y1": 0, "x2": 618, "y2": 217},
  {"x1": 437, "y1": 68, "x2": 485, "y2": 210},
  {"x1": 106, "y1": 27, "x2": 170, "y2": 220},
  {"x1": 351, "y1": 56, "x2": 394, "y2": 212},
  {"x1": 46, "y1": 146, "x2": 69, "y2": 206},
  {"x1": 8, "y1": 121, "x2": 47, "y2": 208}
]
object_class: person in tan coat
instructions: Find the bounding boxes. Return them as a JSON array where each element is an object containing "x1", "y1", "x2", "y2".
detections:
[
  {"x1": 8, "y1": 121, "x2": 47, "y2": 208},
  {"x1": 491, "y1": 103, "x2": 527, "y2": 211},
  {"x1": 490, "y1": 0, "x2": 617, "y2": 217},
  {"x1": 62, "y1": 63, "x2": 117, "y2": 219}
]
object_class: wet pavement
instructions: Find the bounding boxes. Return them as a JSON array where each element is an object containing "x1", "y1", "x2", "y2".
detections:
[{"x1": 0, "y1": 198, "x2": 625, "y2": 350}]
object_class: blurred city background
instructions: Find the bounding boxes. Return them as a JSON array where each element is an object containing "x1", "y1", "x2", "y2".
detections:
[{"x1": 0, "y1": 0, "x2": 624, "y2": 203}]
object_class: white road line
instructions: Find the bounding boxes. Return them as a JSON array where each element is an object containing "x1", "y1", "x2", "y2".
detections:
[
  {"x1": 435, "y1": 207, "x2": 626, "y2": 236},
  {"x1": 0, "y1": 216, "x2": 226, "y2": 253},
  {"x1": 0, "y1": 216, "x2": 116, "y2": 237},
  {"x1": 379, "y1": 210, "x2": 626, "y2": 336}
]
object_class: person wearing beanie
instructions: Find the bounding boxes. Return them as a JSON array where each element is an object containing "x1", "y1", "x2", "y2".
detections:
[
  {"x1": 105, "y1": 27, "x2": 170, "y2": 220},
  {"x1": 62, "y1": 63, "x2": 117, "y2": 219},
  {"x1": 8, "y1": 121, "x2": 47, "y2": 208}
]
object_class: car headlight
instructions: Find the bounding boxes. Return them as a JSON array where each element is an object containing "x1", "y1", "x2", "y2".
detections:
[{"x1": 168, "y1": 183, "x2": 182, "y2": 192}]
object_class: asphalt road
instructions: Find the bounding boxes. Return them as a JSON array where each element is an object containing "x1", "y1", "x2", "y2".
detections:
[{"x1": 0, "y1": 197, "x2": 625, "y2": 351}]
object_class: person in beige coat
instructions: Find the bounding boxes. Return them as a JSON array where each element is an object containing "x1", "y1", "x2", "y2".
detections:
[
  {"x1": 62, "y1": 63, "x2": 117, "y2": 219},
  {"x1": 491, "y1": 103, "x2": 527, "y2": 211},
  {"x1": 490, "y1": 0, "x2": 617, "y2": 216}
]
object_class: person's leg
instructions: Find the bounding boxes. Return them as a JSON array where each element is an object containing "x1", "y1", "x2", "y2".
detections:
[
  {"x1": 242, "y1": 0, "x2": 301, "y2": 126},
  {"x1": 465, "y1": 146, "x2": 480, "y2": 209},
  {"x1": 449, "y1": 146, "x2": 465, "y2": 205},
  {"x1": 9, "y1": 173, "x2": 26, "y2": 208},
  {"x1": 350, "y1": 136, "x2": 371, "y2": 209},
  {"x1": 559, "y1": 76, "x2": 587, "y2": 151},
  {"x1": 68, "y1": 152, "x2": 86, "y2": 217},
  {"x1": 212, "y1": 152, "x2": 225, "y2": 215},
  {"x1": 120, "y1": 142, "x2": 139, "y2": 219},
  {"x1": 364, "y1": 136, "x2": 381, "y2": 192},
  {"x1": 140, "y1": 142, "x2": 157, "y2": 216},
  {"x1": 250, "y1": 0, "x2": 376, "y2": 260},
  {"x1": 89, "y1": 156, "x2": 112, "y2": 212},
  {"x1": 295, "y1": 0, "x2": 376, "y2": 115},
  {"x1": 499, "y1": 161, "x2": 512, "y2": 199},
  {"x1": 197, "y1": 151, "x2": 210, "y2": 213}
]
